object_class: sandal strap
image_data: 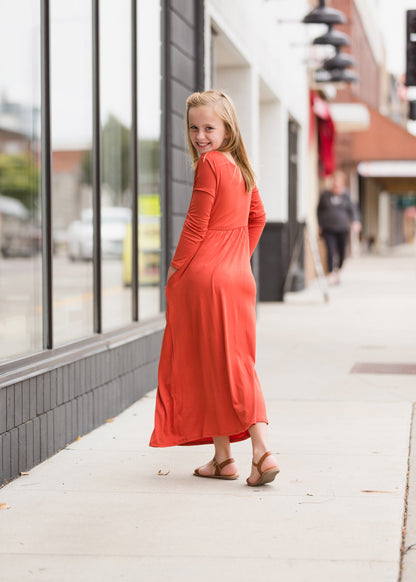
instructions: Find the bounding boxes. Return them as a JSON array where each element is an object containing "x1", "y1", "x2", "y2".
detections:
[
  {"x1": 252, "y1": 451, "x2": 273, "y2": 473},
  {"x1": 213, "y1": 457, "x2": 235, "y2": 476}
]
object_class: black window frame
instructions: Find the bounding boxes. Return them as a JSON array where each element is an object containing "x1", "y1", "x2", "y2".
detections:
[{"x1": 39, "y1": 0, "x2": 159, "y2": 350}]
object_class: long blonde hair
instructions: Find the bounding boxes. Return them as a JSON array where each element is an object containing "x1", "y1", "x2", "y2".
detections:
[{"x1": 185, "y1": 90, "x2": 255, "y2": 193}]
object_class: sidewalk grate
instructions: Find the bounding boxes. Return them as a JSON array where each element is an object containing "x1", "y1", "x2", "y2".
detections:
[{"x1": 350, "y1": 362, "x2": 416, "y2": 375}]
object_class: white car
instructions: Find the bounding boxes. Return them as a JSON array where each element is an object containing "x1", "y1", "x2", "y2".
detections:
[{"x1": 67, "y1": 207, "x2": 131, "y2": 261}]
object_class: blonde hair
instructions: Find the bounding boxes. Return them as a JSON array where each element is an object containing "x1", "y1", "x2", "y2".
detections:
[{"x1": 185, "y1": 90, "x2": 255, "y2": 193}]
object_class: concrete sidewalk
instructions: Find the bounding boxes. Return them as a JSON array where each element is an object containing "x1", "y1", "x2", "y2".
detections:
[{"x1": 1, "y1": 245, "x2": 415, "y2": 582}]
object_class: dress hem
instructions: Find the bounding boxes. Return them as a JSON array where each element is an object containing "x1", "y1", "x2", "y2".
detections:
[{"x1": 149, "y1": 417, "x2": 269, "y2": 448}]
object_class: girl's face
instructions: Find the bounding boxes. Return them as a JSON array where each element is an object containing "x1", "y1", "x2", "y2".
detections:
[{"x1": 188, "y1": 106, "x2": 228, "y2": 156}]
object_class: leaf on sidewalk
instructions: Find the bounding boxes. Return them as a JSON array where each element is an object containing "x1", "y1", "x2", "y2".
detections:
[
  {"x1": 0, "y1": 503, "x2": 10, "y2": 510},
  {"x1": 361, "y1": 490, "x2": 394, "y2": 494},
  {"x1": 75, "y1": 436, "x2": 82, "y2": 441},
  {"x1": 157, "y1": 468, "x2": 170, "y2": 476},
  {"x1": 106, "y1": 418, "x2": 115, "y2": 423}
]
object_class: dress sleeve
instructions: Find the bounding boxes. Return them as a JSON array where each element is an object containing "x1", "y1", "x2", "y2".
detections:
[
  {"x1": 248, "y1": 185, "x2": 266, "y2": 255},
  {"x1": 170, "y1": 155, "x2": 216, "y2": 270}
]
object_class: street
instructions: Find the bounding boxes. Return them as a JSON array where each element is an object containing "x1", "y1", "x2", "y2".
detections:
[{"x1": 0, "y1": 256, "x2": 160, "y2": 360}]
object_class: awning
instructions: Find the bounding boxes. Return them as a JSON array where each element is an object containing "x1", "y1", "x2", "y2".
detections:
[
  {"x1": 357, "y1": 161, "x2": 416, "y2": 193},
  {"x1": 329, "y1": 103, "x2": 370, "y2": 132},
  {"x1": 357, "y1": 160, "x2": 416, "y2": 177}
]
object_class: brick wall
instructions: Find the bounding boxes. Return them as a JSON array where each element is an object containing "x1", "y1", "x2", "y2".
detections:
[
  {"x1": 331, "y1": 0, "x2": 380, "y2": 111},
  {"x1": 163, "y1": 0, "x2": 205, "y2": 269},
  {"x1": 0, "y1": 325, "x2": 164, "y2": 485}
]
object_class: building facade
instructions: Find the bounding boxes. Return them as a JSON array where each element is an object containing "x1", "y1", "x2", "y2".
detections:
[
  {"x1": 0, "y1": 0, "x2": 311, "y2": 485},
  {"x1": 329, "y1": 0, "x2": 416, "y2": 249}
]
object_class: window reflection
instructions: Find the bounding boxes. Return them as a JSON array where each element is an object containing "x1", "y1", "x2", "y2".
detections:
[
  {"x1": 138, "y1": 0, "x2": 161, "y2": 318},
  {"x1": 0, "y1": 1, "x2": 42, "y2": 361},
  {"x1": 100, "y1": 0, "x2": 133, "y2": 331},
  {"x1": 51, "y1": 0, "x2": 94, "y2": 346},
  {"x1": 0, "y1": 0, "x2": 163, "y2": 362}
]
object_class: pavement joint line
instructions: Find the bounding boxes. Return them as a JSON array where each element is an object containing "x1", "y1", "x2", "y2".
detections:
[
  {"x1": 2, "y1": 489, "x2": 404, "y2": 500},
  {"x1": 0, "y1": 552, "x2": 402, "y2": 563},
  {"x1": 399, "y1": 401, "x2": 416, "y2": 582}
]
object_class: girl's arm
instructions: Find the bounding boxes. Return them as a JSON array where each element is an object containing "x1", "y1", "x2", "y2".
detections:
[
  {"x1": 248, "y1": 186, "x2": 266, "y2": 255},
  {"x1": 170, "y1": 156, "x2": 216, "y2": 271}
]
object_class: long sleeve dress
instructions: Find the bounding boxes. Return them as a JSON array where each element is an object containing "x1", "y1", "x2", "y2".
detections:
[{"x1": 149, "y1": 150, "x2": 268, "y2": 447}]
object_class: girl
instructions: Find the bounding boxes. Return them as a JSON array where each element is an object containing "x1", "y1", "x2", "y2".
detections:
[{"x1": 149, "y1": 90, "x2": 279, "y2": 487}]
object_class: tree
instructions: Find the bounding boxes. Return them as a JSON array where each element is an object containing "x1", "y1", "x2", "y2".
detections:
[
  {"x1": 81, "y1": 113, "x2": 131, "y2": 204},
  {"x1": 0, "y1": 153, "x2": 40, "y2": 214}
]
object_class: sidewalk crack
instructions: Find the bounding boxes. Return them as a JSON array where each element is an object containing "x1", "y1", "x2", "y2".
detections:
[{"x1": 398, "y1": 401, "x2": 415, "y2": 582}]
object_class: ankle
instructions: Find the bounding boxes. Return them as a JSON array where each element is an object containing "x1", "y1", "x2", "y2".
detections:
[
  {"x1": 214, "y1": 453, "x2": 233, "y2": 464},
  {"x1": 252, "y1": 446, "x2": 270, "y2": 460}
]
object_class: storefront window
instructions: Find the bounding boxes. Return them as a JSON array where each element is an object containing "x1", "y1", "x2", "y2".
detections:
[
  {"x1": 138, "y1": 0, "x2": 162, "y2": 319},
  {"x1": 0, "y1": 1, "x2": 42, "y2": 361},
  {"x1": 51, "y1": 0, "x2": 94, "y2": 346},
  {"x1": 0, "y1": 0, "x2": 163, "y2": 363},
  {"x1": 100, "y1": 0, "x2": 133, "y2": 331}
]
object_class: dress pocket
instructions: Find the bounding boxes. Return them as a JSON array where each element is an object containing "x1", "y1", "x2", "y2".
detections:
[{"x1": 166, "y1": 268, "x2": 180, "y2": 287}]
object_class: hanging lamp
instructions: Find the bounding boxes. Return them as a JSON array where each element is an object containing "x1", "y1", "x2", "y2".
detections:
[{"x1": 302, "y1": 0, "x2": 346, "y2": 25}]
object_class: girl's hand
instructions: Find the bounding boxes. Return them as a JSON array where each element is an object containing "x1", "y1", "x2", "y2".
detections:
[{"x1": 167, "y1": 266, "x2": 178, "y2": 282}]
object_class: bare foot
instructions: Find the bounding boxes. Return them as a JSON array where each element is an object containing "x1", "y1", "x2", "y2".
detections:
[
  {"x1": 194, "y1": 457, "x2": 239, "y2": 477},
  {"x1": 247, "y1": 452, "x2": 279, "y2": 485}
]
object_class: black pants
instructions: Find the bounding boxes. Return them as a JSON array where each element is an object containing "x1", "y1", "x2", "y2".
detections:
[{"x1": 322, "y1": 230, "x2": 349, "y2": 273}]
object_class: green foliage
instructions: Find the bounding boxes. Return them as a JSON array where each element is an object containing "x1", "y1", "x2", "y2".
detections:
[
  {"x1": 0, "y1": 153, "x2": 40, "y2": 212},
  {"x1": 81, "y1": 113, "x2": 131, "y2": 202},
  {"x1": 80, "y1": 114, "x2": 160, "y2": 202}
]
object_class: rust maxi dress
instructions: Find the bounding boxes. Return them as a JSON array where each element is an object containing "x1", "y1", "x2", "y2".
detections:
[{"x1": 149, "y1": 150, "x2": 268, "y2": 447}]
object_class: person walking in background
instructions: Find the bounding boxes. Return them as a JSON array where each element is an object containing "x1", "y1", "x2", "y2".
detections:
[
  {"x1": 149, "y1": 90, "x2": 279, "y2": 487},
  {"x1": 317, "y1": 170, "x2": 361, "y2": 285}
]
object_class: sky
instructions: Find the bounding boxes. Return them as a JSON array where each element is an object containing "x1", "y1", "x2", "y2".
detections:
[{"x1": 377, "y1": 0, "x2": 415, "y2": 75}]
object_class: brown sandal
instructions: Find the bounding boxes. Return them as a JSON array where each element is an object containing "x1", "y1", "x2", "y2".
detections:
[
  {"x1": 194, "y1": 457, "x2": 239, "y2": 480},
  {"x1": 246, "y1": 452, "x2": 280, "y2": 487}
]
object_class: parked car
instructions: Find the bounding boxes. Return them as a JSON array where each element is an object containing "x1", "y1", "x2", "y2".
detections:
[
  {"x1": 67, "y1": 206, "x2": 131, "y2": 261},
  {"x1": 122, "y1": 215, "x2": 161, "y2": 286},
  {"x1": 0, "y1": 194, "x2": 40, "y2": 258}
]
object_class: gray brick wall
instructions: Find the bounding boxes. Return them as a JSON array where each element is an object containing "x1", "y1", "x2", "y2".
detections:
[
  {"x1": 163, "y1": 0, "x2": 205, "y2": 268},
  {"x1": 0, "y1": 327, "x2": 163, "y2": 486}
]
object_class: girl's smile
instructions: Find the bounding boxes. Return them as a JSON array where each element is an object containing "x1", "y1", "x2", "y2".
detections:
[{"x1": 188, "y1": 106, "x2": 228, "y2": 156}]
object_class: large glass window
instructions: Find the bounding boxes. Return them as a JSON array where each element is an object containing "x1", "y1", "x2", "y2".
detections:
[
  {"x1": 100, "y1": 0, "x2": 133, "y2": 331},
  {"x1": 0, "y1": 1, "x2": 42, "y2": 361},
  {"x1": 137, "y1": 0, "x2": 162, "y2": 319},
  {"x1": 51, "y1": 0, "x2": 93, "y2": 346},
  {"x1": 0, "y1": 0, "x2": 163, "y2": 364}
]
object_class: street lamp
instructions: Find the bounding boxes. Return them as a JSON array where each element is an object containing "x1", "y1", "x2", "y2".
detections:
[
  {"x1": 302, "y1": 1, "x2": 357, "y2": 85},
  {"x1": 314, "y1": 68, "x2": 358, "y2": 84},
  {"x1": 323, "y1": 47, "x2": 355, "y2": 71},
  {"x1": 303, "y1": 0, "x2": 346, "y2": 25},
  {"x1": 312, "y1": 25, "x2": 350, "y2": 48}
]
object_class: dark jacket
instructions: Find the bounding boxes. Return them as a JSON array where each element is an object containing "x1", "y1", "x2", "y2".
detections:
[{"x1": 317, "y1": 190, "x2": 359, "y2": 233}]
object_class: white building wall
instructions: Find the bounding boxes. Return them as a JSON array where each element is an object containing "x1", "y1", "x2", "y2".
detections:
[{"x1": 206, "y1": 0, "x2": 310, "y2": 224}]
